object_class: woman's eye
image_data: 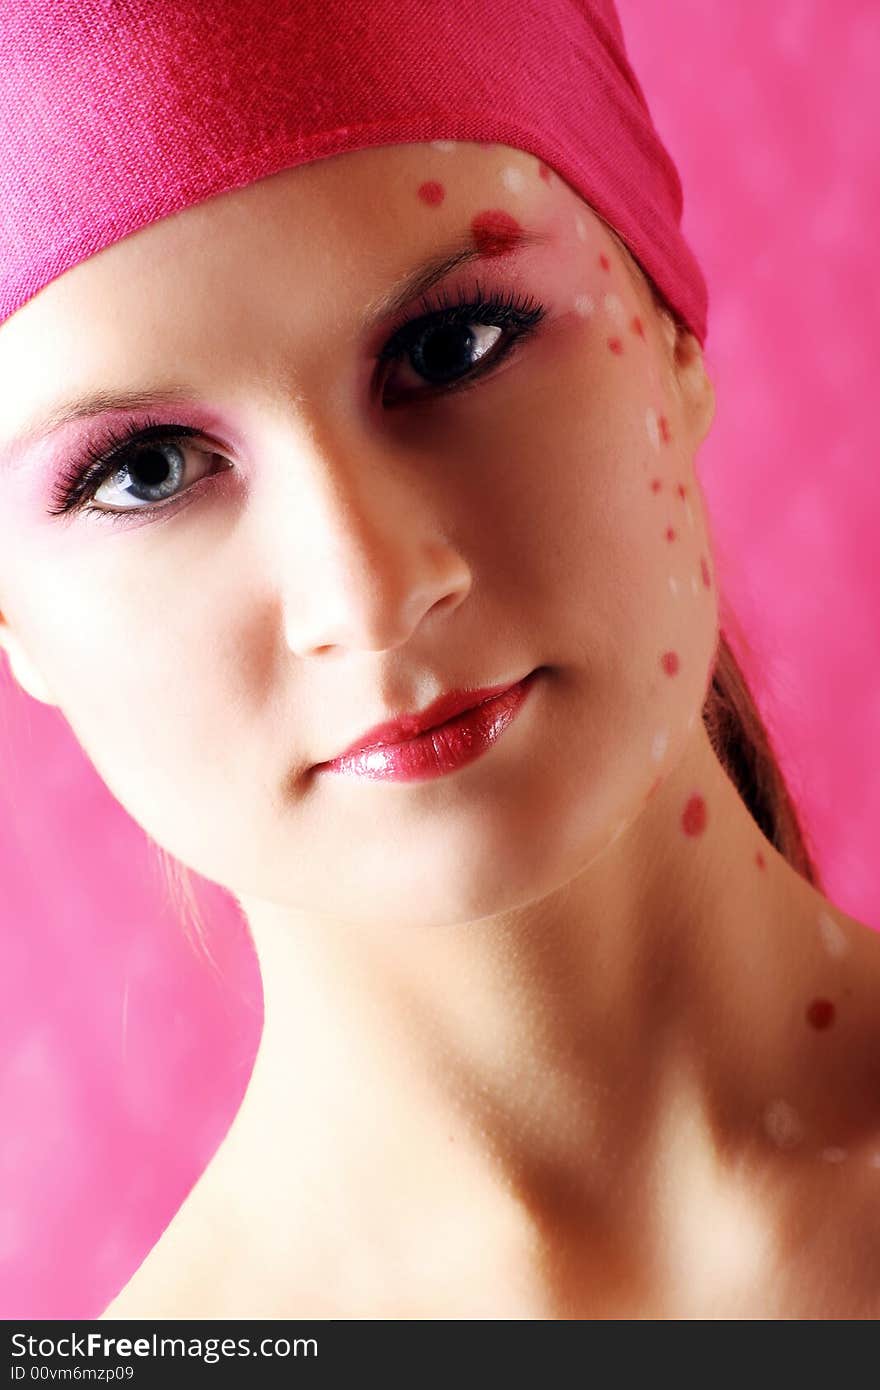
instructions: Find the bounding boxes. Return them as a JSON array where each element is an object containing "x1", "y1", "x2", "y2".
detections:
[
  {"x1": 385, "y1": 320, "x2": 504, "y2": 394},
  {"x1": 47, "y1": 425, "x2": 229, "y2": 523},
  {"x1": 377, "y1": 287, "x2": 546, "y2": 402},
  {"x1": 92, "y1": 438, "x2": 219, "y2": 511}
]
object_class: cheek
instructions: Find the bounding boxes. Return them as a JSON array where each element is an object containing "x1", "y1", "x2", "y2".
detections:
[
  {"x1": 613, "y1": 443, "x2": 717, "y2": 712},
  {"x1": 514, "y1": 318, "x2": 719, "y2": 727},
  {"x1": 3, "y1": 554, "x2": 226, "y2": 825},
  {"x1": 56, "y1": 617, "x2": 255, "y2": 882},
  {"x1": 471, "y1": 304, "x2": 718, "y2": 665}
]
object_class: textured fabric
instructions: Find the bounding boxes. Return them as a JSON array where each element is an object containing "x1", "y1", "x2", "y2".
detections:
[{"x1": 0, "y1": 0, "x2": 708, "y2": 344}]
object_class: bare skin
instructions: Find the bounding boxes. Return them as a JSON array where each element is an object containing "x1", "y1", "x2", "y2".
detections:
[{"x1": 0, "y1": 141, "x2": 877, "y2": 1319}]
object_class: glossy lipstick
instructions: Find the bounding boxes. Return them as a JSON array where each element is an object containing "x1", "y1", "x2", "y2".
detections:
[{"x1": 317, "y1": 669, "x2": 542, "y2": 783}]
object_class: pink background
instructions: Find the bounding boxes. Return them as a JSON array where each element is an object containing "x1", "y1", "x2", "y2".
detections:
[{"x1": 1, "y1": 0, "x2": 878, "y2": 1319}]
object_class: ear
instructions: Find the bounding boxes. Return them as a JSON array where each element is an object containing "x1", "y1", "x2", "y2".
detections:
[
  {"x1": 669, "y1": 320, "x2": 716, "y2": 449},
  {"x1": 0, "y1": 619, "x2": 57, "y2": 705}
]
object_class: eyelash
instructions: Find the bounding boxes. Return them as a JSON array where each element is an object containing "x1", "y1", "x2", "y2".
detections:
[{"x1": 46, "y1": 281, "x2": 547, "y2": 526}]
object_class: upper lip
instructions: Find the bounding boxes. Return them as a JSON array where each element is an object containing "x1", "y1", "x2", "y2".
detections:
[{"x1": 328, "y1": 674, "x2": 533, "y2": 759}]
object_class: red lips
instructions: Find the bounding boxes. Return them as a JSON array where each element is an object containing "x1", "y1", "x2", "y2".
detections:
[{"x1": 334, "y1": 677, "x2": 531, "y2": 757}]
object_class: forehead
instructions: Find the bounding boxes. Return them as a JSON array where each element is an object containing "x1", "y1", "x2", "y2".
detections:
[{"x1": 0, "y1": 138, "x2": 598, "y2": 332}]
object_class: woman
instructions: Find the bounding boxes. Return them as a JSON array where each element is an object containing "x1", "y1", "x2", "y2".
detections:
[{"x1": 2, "y1": 1, "x2": 878, "y2": 1319}]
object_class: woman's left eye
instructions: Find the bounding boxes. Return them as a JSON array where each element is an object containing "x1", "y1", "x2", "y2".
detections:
[
  {"x1": 47, "y1": 283, "x2": 548, "y2": 525},
  {"x1": 377, "y1": 282, "x2": 546, "y2": 402}
]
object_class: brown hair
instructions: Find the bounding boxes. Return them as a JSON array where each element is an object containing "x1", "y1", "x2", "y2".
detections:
[
  {"x1": 704, "y1": 623, "x2": 823, "y2": 889},
  {"x1": 604, "y1": 223, "x2": 823, "y2": 890},
  {"x1": 156, "y1": 223, "x2": 825, "y2": 964}
]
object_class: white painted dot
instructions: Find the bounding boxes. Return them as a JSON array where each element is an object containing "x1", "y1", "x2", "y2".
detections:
[
  {"x1": 668, "y1": 575, "x2": 680, "y2": 598},
  {"x1": 574, "y1": 215, "x2": 587, "y2": 241},
  {"x1": 500, "y1": 165, "x2": 526, "y2": 194},
  {"x1": 651, "y1": 729, "x2": 669, "y2": 763},
  {"x1": 690, "y1": 574, "x2": 699, "y2": 596},
  {"x1": 645, "y1": 407, "x2": 661, "y2": 452},
  {"x1": 573, "y1": 293, "x2": 595, "y2": 318},
  {"x1": 763, "y1": 1098, "x2": 805, "y2": 1150},
  {"x1": 818, "y1": 909, "x2": 849, "y2": 959},
  {"x1": 430, "y1": 140, "x2": 457, "y2": 153},
  {"x1": 820, "y1": 1146, "x2": 847, "y2": 1163},
  {"x1": 685, "y1": 502, "x2": 695, "y2": 529},
  {"x1": 868, "y1": 1151, "x2": 880, "y2": 1168},
  {"x1": 687, "y1": 711, "x2": 696, "y2": 732},
  {"x1": 603, "y1": 292, "x2": 627, "y2": 328}
]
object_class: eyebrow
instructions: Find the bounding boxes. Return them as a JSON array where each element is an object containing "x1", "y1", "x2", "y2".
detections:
[
  {"x1": 362, "y1": 224, "x2": 555, "y2": 324},
  {"x1": 0, "y1": 385, "x2": 202, "y2": 470},
  {"x1": 1, "y1": 223, "x2": 555, "y2": 466}
]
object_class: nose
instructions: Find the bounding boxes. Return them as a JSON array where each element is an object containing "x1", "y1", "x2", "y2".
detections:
[{"x1": 276, "y1": 439, "x2": 473, "y2": 657}]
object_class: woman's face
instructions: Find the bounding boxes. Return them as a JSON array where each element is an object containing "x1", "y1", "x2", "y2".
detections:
[{"x1": 0, "y1": 141, "x2": 716, "y2": 928}]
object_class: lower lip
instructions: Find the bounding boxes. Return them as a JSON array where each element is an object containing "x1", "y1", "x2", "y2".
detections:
[{"x1": 317, "y1": 669, "x2": 542, "y2": 783}]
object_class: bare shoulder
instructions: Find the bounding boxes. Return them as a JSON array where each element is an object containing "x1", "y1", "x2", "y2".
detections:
[
  {"x1": 98, "y1": 1170, "x2": 242, "y2": 1321},
  {"x1": 98, "y1": 1223, "x2": 330, "y2": 1321},
  {"x1": 812, "y1": 897, "x2": 880, "y2": 1089},
  {"x1": 809, "y1": 902, "x2": 880, "y2": 1314},
  {"x1": 828, "y1": 900, "x2": 880, "y2": 953},
  {"x1": 99, "y1": 1218, "x2": 211, "y2": 1321},
  {"x1": 97, "y1": 1174, "x2": 329, "y2": 1320},
  {"x1": 833, "y1": 901, "x2": 880, "y2": 1037}
]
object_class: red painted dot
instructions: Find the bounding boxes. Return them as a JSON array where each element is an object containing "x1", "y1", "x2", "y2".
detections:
[
  {"x1": 755, "y1": 850, "x2": 766, "y2": 870},
  {"x1": 631, "y1": 316, "x2": 645, "y2": 338},
  {"x1": 661, "y1": 651, "x2": 680, "y2": 676},
  {"x1": 682, "y1": 794, "x2": 707, "y2": 836},
  {"x1": 676, "y1": 483, "x2": 687, "y2": 500},
  {"x1": 665, "y1": 526, "x2": 677, "y2": 542},
  {"x1": 538, "y1": 163, "x2": 553, "y2": 182},
  {"x1": 471, "y1": 209, "x2": 524, "y2": 258},
  {"x1": 806, "y1": 998, "x2": 835, "y2": 1030},
  {"x1": 417, "y1": 180, "x2": 445, "y2": 206},
  {"x1": 700, "y1": 556, "x2": 712, "y2": 589},
  {"x1": 650, "y1": 478, "x2": 662, "y2": 493},
  {"x1": 659, "y1": 415, "x2": 672, "y2": 444},
  {"x1": 599, "y1": 252, "x2": 611, "y2": 272},
  {"x1": 608, "y1": 337, "x2": 624, "y2": 354}
]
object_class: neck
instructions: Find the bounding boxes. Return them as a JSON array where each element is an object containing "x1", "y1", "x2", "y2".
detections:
[{"x1": 216, "y1": 722, "x2": 831, "y2": 1313}]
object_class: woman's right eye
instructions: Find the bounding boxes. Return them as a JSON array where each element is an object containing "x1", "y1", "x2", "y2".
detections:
[{"x1": 47, "y1": 421, "x2": 229, "y2": 524}]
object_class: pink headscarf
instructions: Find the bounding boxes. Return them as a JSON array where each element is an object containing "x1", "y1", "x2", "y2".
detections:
[{"x1": 0, "y1": 0, "x2": 708, "y2": 344}]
